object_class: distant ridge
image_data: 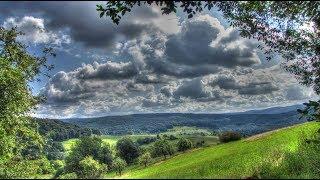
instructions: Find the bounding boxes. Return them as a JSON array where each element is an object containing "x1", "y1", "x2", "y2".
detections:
[{"x1": 53, "y1": 104, "x2": 305, "y2": 136}]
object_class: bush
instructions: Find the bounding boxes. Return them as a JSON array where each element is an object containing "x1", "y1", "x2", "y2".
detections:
[
  {"x1": 112, "y1": 157, "x2": 127, "y2": 176},
  {"x1": 139, "y1": 152, "x2": 152, "y2": 168},
  {"x1": 116, "y1": 137, "x2": 140, "y2": 164},
  {"x1": 152, "y1": 139, "x2": 175, "y2": 159},
  {"x1": 58, "y1": 172, "x2": 77, "y2": 179},
  {"x1": 218, "y1": 131, "x2": 242, "y2": 143},
  {"x1": 78, "y1": 156, "x2": 105, "y2": 179},
  {"x1": 177, "y1": 138, "x2": 193, "y2": 152}
]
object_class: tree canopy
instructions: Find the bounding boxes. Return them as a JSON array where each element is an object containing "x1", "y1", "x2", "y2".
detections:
[{"x1": 0, "y1": 27, "x2": 54, "y2": 177}]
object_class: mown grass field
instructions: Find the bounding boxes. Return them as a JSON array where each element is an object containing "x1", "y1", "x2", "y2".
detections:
[{"x1": 114, "y1": 122, "x2": 319, "y2": 179}]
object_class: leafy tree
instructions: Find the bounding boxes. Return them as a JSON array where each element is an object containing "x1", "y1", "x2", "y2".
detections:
[
  {"x1": 177, "y1": 138, "x2": 193, "y2": 152},
  {"x1": 112, "y1": 157, "x2": 127, "y2": 176},
  {"x1": 0, "y1": 27, "x2": 54, "y2": 178},
  {"x1": 139, "y1": 152, "x2": 152, "y2": 168},
  {"x1": 97, "y1": 1, "x2": 320, "y2": 119},
  {"x1": 152, "y1": 139, "x2": 175, "y2": 159},
  {"x1": 116, "y1": 137, "x2": 140, "y2": 164},
  {"x1": 65, "y1": 136, "x2": 104, "y2": 176},
  {"x1": 78, "y1": 156, "x2": 105, "y2": 179},
  {"x1": 218, "y1": 131, "x2": 242, "y2": 143},
  {"x1": 98, "y1": 142, "x2": 113, "y2": 168}
]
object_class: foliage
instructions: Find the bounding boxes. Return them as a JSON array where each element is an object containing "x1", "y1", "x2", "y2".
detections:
[
  {"x1": 177, "y1": 138, "x2": 193, "y2": 152},
  {"x1": 152, "y1": 139, "x2": 175, "y2": 159},
  {"x1": 58, "y1": 172, "x2": 77, "y2": 179},
  {"x1": 112, "y1": 157, "x2": 127, "y2": 176},
  {"x1": 139, "y1": 152, "x2": 152, "y2": 168},
  {"x1": 78, "y1": 156, "x2": 105, "y2": 179},
  {"x1": 0, "y1": 27, "x2": 54, "y2": 178},
  {"x1": 64, "y1": 136, "x2": 111, "y2": 177},
  {"x1": 44, "y1": 139, "x2": 64, "y2": 160},
  {"x1": 136, "y1": 137, "x2": 157, "y2": 146},
  {"x1": 98, "y1": 142, "x2": 113, "y2": 168},
  {"x1": 116, "y1": 137, "x2": 140, "y2": 164},
  {"x1": 218, "y1": 131, "x2": 242, "y2": 143},
  {"x1": 35, "y1": 118, "x2": 101, "y2": 141}
]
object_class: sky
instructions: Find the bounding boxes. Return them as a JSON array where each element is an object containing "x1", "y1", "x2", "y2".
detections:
[{"x1": 0, "y1": 1, "x2": 316, "y2": 118}]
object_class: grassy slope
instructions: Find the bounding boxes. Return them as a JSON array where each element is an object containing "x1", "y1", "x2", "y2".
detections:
[{"x1": 119, "y1": 122, "x2": 319, "y2": 179}]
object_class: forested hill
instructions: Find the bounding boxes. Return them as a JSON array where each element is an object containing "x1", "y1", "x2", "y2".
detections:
[
  {"x1": 59, "y1": 105, "x2": 305, "y2": 136},
  {"x1": 34, "y1": 118, "x2": 101, "y2": 141}
]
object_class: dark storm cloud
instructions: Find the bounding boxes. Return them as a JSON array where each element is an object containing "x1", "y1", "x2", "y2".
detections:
[
  {"x1": 0, "y1": 1, "x2": 159, "y2": 48},
  {"x1": 210, "y1": 75, "x2": 279, "y2": 95}
]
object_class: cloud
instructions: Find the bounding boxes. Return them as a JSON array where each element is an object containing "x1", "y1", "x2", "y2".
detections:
[
  {"x1": 164, "y1": 15, "x2": 260, "y2": 68},
  {"x1": 173, "y1": 78, "x2": 211, "y2": 99},
  {"x1": 2, "y1": 16, "x2": 70, "y2": 45},
  {"x1": 285, "y1": 85, "x2": 309, "y2": 100},
  {"x1": 238, "y1": 82, "x2": 279, "y2": 95},
  {"x1": 76, "y1": 61, "x2": 138, "y2": 80},
  {"x1": 118, "y1": 14, "x2": 261, "y2": 78},
  {"x1": 0, "y1": 2, "x2": 180, "y2": 49}
]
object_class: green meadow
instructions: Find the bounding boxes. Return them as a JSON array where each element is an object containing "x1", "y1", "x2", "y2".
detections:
[{"x1": 109, "y1": 122, "x2": 319, "y2": 179}]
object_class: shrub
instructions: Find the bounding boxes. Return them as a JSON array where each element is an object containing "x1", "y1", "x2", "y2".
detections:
[
  {"x1": 58, "y1": 172, "x2": 77, "y2": 179},
  {"x1": 139, "y1": 152, "x2": 152, "y2": 168},
  {"x1": 78, "y1": 156, "x2": 105, "y2": 179},
  {"x1": 218, "y1": 131, "x2": 242, "y2": 143},
  {"x1": 177, "y1": 138, "x2": 193, "y2": 152},
  {"x1": 116, "y1": 137, "x2": 140, "y2": 164},
  {"x1": 112, "y1": 157, "x2": 127, "y2": 176}
]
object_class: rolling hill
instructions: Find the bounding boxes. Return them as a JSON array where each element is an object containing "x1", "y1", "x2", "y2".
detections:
[{"x1": 113, "y1": 122, "x2": 319, "y2": 179}]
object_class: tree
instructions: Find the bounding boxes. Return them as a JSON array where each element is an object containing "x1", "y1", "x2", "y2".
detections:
[
  {"x1": 177, "y1": 138, "x2": 193, "y2": 152},
  {"x1": 112, "y1": 157, "x2": 127, "y2": 176},
  {"x1": 139, "y1": 152, "x2": 152, "y2": 168},
  {"x1": 78, "y1": 156, "x2": 105, "y2": 179},
  {"x1": 97, "y1": 1, "x2": 320, "y2": 119},
  {"x1": 116, "y1": 137, "x2": 140, "y2": 164},
  {"x1": 64, "y1": 136, "x2": 108, "y2": 177},
  {"x1": 0, "y1": 27, "x2": 54, "y2": 178},
  {"x1": 218, "y1": 131, "x2": 242, "y2": 143},
  {"x1": 98, "y1": 142, "x2": 113, "y2": 168},
  {"x1": 152, "y1": 139, "x2": 175, "y2": 159}
]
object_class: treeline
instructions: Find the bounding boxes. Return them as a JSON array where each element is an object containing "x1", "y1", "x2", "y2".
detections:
[{"x1": 34, "y1": 118, "x2": 101, "y2": 141}]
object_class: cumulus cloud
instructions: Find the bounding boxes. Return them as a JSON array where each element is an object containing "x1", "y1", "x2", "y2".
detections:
[
  {"x1": 173, "y1": 78, "x2": 211, "y2": 99},
  {"x1": 2, "y1": 16, "x2": 70, "y2": 45},
  {"x1": 118, "y1": 14, "x2": 261, "y2": 79},
  {"x1": 76, "y1": 61, "x2": 138, "y2": 80},
  {"x1": 165, "y1": 15, "x2": 260, "y2": 68}
]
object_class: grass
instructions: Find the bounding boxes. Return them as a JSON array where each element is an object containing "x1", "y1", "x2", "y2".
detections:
[{"x1": 115, "y1": 122, "x2": 319, "y2": 179}]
